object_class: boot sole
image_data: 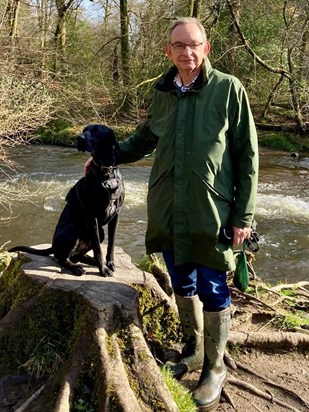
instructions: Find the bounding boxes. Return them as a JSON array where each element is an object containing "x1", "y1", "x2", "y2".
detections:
[{"x1": 197, "y1": 397, "x2": 219, "y2": 411}]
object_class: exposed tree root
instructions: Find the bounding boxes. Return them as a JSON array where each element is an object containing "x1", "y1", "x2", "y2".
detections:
[
  {"x1": 228, "y1": 330, "x2": 309, "y2": 348},
  {"x1": 147, "y1": 254, "x2": 174, "y2": 297},
  {"x1": 1, "y1": 249, "x2": 309, "y2": 411},
  {"x1": 233, "y1": 359, "x2": 309, "y2": 409},
  {"x1": 221, "y1": 387, "x2": 237, "y2": 410},
  {"x1": 270, "y1": 282, "x2": 309, "y2": 293},
  {"x1": 0, "y1": 250, "x2": 180, "y2": 411},
  {"x1": 228, "y1": 376, "x2": 302, "y2": 412},
  {"x1": 54, "y1": 336, "x2": 89, "y2": 411}
]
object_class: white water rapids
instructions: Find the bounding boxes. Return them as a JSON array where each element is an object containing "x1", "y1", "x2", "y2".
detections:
[{"x1": 1, "y1": 145, "x2": 308, "y2": 284}]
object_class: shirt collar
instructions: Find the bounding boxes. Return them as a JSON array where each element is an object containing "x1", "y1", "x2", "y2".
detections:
[{"x1": 155, "y1": 58, "x2": 212, "y2": 93}]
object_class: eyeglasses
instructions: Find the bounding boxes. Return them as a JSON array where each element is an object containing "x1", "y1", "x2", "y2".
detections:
[{"x1": 170, "y1": 42, "x2": 204, "y2": 53}]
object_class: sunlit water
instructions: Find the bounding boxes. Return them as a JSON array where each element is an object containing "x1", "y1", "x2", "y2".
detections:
[{"x1": 1, "y1": 145, "x2": 308, "y2": 284}]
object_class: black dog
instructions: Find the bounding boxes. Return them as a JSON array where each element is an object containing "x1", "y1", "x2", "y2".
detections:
[{"x1": 9, "y1": 124, "x2": 124, "y2": 277}]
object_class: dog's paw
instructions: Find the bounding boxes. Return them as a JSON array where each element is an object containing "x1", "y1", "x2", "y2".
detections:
[
  {"x1": 106, "y1": 261, "x2": 116, "y2": 272},
  {"x1": 99, "y1": 266, "x2": 113, "y2": 277}
]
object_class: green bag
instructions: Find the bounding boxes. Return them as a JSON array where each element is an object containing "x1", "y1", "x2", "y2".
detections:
[{"x1": 233, "y1": 244, "x2": 249, "y2": 292}]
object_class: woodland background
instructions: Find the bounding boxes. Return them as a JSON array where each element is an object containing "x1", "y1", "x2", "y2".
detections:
[
  {"x1": 0, "y1": 0, "x2": 308, "y2": 137},
  {"x1": 0, "y1": 0, "x2": 308, "y2": 213}
]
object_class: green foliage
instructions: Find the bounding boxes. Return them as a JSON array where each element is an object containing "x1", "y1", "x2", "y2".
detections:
[
  {"x1": 0, "y1": 259, "x2": 94, "y2": 376},
  {"x1": 73, "y1": 399, "x2": 95, "y2": 412},
  {"x1": 272, "y1": 313, "x2": 309, "y2": 331},
  {"x1": 259, "y1": 132, "x2": 301, "y2": 152},
  {"x1": 33, "y1": 118, "x2": 77, "y2": 145},
  {"x1": 162, "y1": 366, "x2": 197, "y2": 412},
  {"x1": 133, "y1": 284, "x2": 181, "y2": 349},
  {"x1": 0, "y1": 257, "x2": 41, "y2": 318},
  {"x1": 0, "y1": 251, "x2": 12, "y2": 274},
  {"x1": 72, "y1": 354, "x2": 99, "y2": 412},
  {"x1": 139, "y1": 254, "x2": 166, "y2": 272},
  {"x1": 113, "y1": 124, "x2": 136, "y2": 141},
  {"x1": 21, "y1": 332, "x2": 66, "y2": 379}
]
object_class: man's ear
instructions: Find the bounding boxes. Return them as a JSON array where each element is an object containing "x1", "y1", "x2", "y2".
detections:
[
  {"x1": 164, "y1": 43, "x2": 173, "y2": 60},
  {"x1": 204, "y1": 41, "x2": 211, "y2": 57}
]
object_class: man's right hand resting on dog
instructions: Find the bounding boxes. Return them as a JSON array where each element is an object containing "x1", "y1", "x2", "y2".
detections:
[{"x1": 84, "y1": 156, "x2": 93, "y2": 175}]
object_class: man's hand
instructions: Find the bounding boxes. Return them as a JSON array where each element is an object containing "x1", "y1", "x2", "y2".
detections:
[
  {"x1": 232, "y1": 226, "x2": 252, "y2": 246},
  {"x1": 84, "y1": 157, "x2": 93, "y2": 175}
]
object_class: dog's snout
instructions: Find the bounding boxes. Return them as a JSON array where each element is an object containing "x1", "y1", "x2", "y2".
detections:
[{"x1": 77, "y1": 133, "x2": 88, "y2": 152}]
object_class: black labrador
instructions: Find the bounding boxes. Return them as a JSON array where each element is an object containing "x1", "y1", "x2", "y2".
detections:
[{"x1": 9, "y1": 124, "x2": 124, "y2": 277}]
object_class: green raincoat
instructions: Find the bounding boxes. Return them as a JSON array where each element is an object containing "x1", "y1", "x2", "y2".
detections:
[{"x1": 118, "y1": 58, "x2": 259, "y2": 271}]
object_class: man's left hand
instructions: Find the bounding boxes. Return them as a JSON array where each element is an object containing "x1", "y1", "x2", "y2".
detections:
[{"x1": 232, "y1": 226, "x2": 251, "y2": 246}]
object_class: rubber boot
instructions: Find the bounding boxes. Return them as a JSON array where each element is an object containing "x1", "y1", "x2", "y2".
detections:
[
  {"x1": 193, "y1": 307, "x2": 231, "y2": 411},
  {"x1": 166, "y1": 294, "x2": 204, "y2": 380}
]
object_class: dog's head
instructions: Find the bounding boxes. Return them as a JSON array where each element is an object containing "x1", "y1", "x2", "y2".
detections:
[{"x1": 77, "y1": 124, "x2": 120, "y2": 166}]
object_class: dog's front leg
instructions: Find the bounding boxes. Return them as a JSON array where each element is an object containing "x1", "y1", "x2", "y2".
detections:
[
  {"x1": 106, "y1": 213, "x2": 119, "y2": 271},
  {"x1": 89, "y1": 216, "x2": 113, "y2": 277}
]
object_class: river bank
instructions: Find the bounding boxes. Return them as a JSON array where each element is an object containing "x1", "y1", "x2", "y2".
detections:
[{"x1": 31, "y1": 118, "x2": 309, "y2": 154}]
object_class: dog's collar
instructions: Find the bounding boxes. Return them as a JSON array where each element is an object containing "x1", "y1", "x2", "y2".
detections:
[{"x1": 92, "y1": 159, "x2": 117, "y2": 173}]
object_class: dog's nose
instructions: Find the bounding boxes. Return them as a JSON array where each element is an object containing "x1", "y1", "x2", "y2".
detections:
[{"x1": 77, "y1": 134, "x2": 87, "y2": 152}]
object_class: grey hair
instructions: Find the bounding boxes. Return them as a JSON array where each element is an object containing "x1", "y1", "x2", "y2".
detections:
[{"x1": 167, "y1": 17, "x2": 207, "y2": 43}]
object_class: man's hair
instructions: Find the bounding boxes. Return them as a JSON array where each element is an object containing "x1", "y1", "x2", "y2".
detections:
[{"x1": 167, "y1": 17, "x2": 207, "y2": 43}]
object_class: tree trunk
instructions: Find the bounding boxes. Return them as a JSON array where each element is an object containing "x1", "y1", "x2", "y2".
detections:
[
  {"x1": 227, "y1": 0, "x2": 240, "y2": 75},
  {"x1": 53, "y1": 0, "x2": 75, "y2": 74},
  {"x1": 118, "y1": 0, "x2": 138, "y2": 118},
  {"x1": 188, "y1": 0, "x2": 201, "y2": 17},
  {"x1": 0, "y1": 246, "x2": 179, "y2": 411}
]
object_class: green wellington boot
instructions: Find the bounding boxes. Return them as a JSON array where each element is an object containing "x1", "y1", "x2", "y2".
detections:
[
  {"x1": 166, "y1": 294, "x2": 204, "y2": 380},
  {"x1": 193, "y1": 307, "x2": 231, "y2": 411}
]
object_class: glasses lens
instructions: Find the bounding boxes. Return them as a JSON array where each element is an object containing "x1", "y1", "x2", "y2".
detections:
[
  {"x1": 172, "y1": 42, "x2": 202, "y2": 52},
  {"x1": 173, "y1": 43, "x2": 184, "y2": 52}
]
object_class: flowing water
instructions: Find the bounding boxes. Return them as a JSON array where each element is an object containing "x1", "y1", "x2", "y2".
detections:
[{"x1": 1, "y1": 144, "x2": 308, "y2": 284}]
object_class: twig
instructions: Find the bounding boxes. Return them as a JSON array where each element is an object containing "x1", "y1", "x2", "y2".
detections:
[
  {"x1": 256, "y1": 318, "x2": 273, "y2": 332},
  {"x1": 15, "y1": 384, "x2": 46, "y2": 412},
  {"x1": 272, "y1": 295, "x2": 308, "y2": 307},
  {"x1": 230, "y1": 287, "x2": 276, "y2": 312}
]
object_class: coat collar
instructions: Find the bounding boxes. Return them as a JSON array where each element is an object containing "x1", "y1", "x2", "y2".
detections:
[{"x1": 155, "y1": 58, "x2": 212, "y2": 93}]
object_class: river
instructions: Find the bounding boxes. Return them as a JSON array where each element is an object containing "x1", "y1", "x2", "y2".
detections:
[{"x1": 1, "y1": 144, "x2": 308, "y2": 284}]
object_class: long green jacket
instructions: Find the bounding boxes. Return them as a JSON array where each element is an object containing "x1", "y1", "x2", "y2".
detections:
[{"x1": 118, "y1": 59, "x2": 258, "y2": 271}]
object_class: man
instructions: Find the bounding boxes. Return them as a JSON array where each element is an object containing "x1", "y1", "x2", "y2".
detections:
[{"x1": 86, "y1": 17, "x2": 258, "y2": 411}]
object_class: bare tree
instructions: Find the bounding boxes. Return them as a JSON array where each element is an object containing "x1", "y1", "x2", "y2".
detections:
[{"x1": 226, "y1": 0, "x2": 308, "y2": 132}]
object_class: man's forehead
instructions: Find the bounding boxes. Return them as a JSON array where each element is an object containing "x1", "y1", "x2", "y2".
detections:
[{"x1": 170, "y1": 23, "x2": 204, "y2": 42}]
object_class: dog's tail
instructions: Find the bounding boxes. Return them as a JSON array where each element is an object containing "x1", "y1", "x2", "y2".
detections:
[{"x1": 8, "y1": 246, "x2": 53, "y2": 256}]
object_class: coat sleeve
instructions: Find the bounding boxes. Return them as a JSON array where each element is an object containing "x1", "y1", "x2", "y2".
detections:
[
  {"x1": 117, "y1": 94, "x2": 159, "y2": 164},
  {"x1": 229, "y1": 80, "x2": 259, "y2": 228}
]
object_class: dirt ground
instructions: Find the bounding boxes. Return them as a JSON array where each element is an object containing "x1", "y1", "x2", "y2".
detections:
[
  {"x1": 179, "y1": 281, "x2": 309, "y2": 412},
  {"x1": 183, "y1": 349, "x2": 309, "y2": 412}
]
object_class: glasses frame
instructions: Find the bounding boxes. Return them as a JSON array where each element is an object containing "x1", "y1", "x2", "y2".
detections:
[{"x1": 170, "y1": 42, "x2": 204, "y2": 53}]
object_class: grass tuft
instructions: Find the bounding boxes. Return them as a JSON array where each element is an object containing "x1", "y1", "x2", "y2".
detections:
[{"x1": 162, "y1": 366, "x2": 197, "y2": 412}]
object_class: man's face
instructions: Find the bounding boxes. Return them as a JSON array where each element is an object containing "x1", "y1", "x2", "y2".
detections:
[{"x1": 165, "y1": 23, "x2": 210, "y2": 74}]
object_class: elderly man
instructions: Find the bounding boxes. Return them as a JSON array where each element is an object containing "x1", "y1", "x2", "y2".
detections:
[{"x1": 85, "y1": 16, "x2": 258, "y2": 411}]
